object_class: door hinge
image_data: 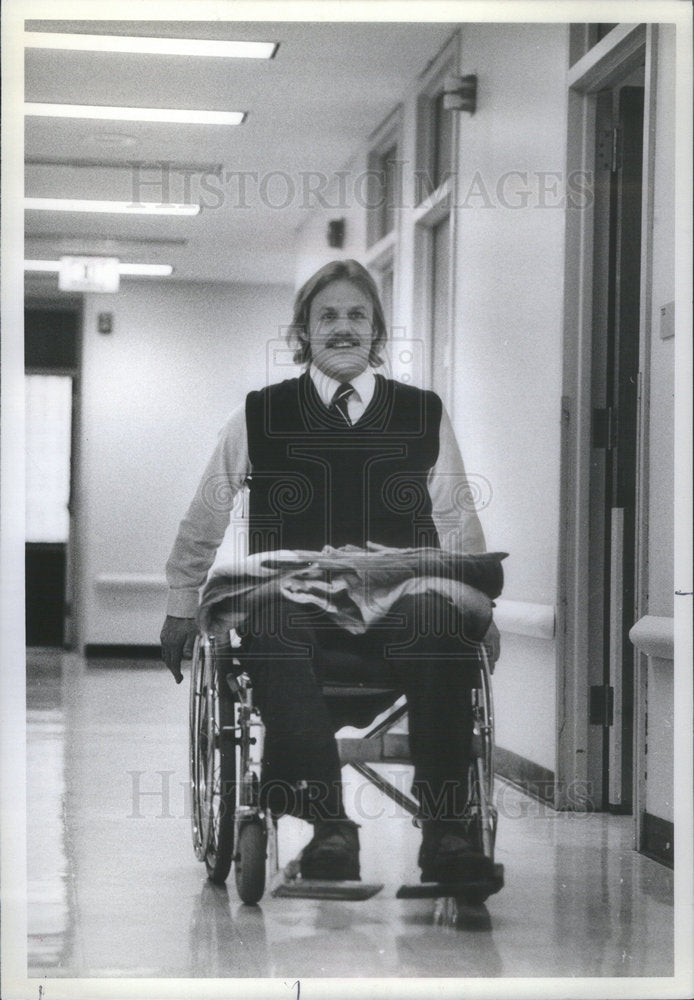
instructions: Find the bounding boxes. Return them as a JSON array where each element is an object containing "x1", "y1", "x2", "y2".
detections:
[
  {"x1": 592, "y1": 406, "x2": 616, "y2": 449},
  {"x1": 596, "y1": 127, "x2": 621, "y2": 172},
  {"x1": 590, "y1": 685, "x2": 614, "y2": 727},
  {"x1": 611, "y1": 126, "x2": 622, "y2": 172}
]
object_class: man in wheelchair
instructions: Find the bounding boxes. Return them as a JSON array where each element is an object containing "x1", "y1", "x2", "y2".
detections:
[{"x1": 161, "y1": 259, "x2": 503, "y2": 888}]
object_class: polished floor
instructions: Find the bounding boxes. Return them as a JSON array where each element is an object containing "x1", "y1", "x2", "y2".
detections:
[{"x1": 26, "y1": 648, "x2": 675, "y2": 984}]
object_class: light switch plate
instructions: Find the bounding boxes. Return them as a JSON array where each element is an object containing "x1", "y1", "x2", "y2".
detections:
[{"x1": 660, "y1": 301, "x2": 675, "y2": 340}]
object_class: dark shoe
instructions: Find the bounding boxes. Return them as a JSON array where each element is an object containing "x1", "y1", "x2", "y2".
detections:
[
  {"x1": 418, "y1": 821, "x2": 492, "y2": 883},
  {"x1": 299, "y1": 819, "x2": 361, "y2": 881}
]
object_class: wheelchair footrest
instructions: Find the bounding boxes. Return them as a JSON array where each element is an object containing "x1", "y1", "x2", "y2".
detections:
[
  {"x1": 397, "y1": 863, "x2": 504, "y2": 899},
  {"x1": 271, "y1": 872, "x2": 384, "y2": 901}
]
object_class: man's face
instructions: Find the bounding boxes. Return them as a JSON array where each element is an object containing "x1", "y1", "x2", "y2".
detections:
[{"x1": 307, "y1": 279, "x2": 375, "y2": 381}]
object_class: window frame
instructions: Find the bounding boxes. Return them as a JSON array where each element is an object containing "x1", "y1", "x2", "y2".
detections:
[
  {"x1": 365, "y1": 108, "x2": 403, "y2": 251},
  {"x1": 411, "y1": 34, "x2": 460, "y2": 406},
  {"x1": 414, "y1": 44, "x2": 457, "y2": 207}
]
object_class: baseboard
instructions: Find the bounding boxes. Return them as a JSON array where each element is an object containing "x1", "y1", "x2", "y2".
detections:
[
  {"x1": 494, "y1": 746, "x2": 555, "y2": 804},
  {"x1": 640, "y1": 811, "x2": 674, "y2": 868},
  {"x1": 84, "y1": 643, "x2": 162, "y2": 660}
]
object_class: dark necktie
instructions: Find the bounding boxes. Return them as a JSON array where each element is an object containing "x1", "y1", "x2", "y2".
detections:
[{"x1": 330, "y1": 382, "x2": 354, "y2": 425}]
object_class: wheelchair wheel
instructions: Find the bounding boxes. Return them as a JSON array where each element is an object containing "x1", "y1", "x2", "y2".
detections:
[
  {"x1": 189, "y1": 635, "x2": 236, "y2": 884},
  {"x1": 460, "y1": 649, "x2": 498, "y2": 905},
  {"x1": 234, "y1": 820, "x2": 267, "y2": 905}
]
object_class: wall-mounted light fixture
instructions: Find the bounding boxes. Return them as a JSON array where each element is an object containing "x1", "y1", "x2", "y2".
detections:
[
  {"x1": 443, "y1": 74, "x2": 477, "y2": 114},
  {"x1": 98, "y1": 312, "x2": 114, "y2": 334},
  {"x1": 327, "y1": 218, "x2": 345, "y2": 249}
]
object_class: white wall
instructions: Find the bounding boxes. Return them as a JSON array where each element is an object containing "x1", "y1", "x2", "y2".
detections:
[
  {"x1": 646, "y1": 658, "x2": 674, "y2": 821},
  {"x1": 77, "y1": 279, "x2": 294, "y2": 645},
  {"x1": 451, "y1": 24, "x2": 569, "y2": 771},
  {"x1": 647, "y1": 25, "x2": 676, "y2": 620},
  {"x1": 642, "y1": 25, "x2": 676, "y2": 823},
  {"x1": 292, "y1": 150, "x2": 368, "y2": 288}
]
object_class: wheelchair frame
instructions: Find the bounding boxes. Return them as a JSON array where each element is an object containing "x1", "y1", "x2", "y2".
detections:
[{"x1": 189, "y1": 630, "x2": 500, "y2": 905}]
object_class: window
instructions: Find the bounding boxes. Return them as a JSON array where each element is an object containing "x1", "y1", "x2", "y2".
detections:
[
  {"x1": 432, "y1": 91, "x2": 454, "y2": 192},
  {"x1": 429, "y1": 215, "x2": 452, "y2": 399},
  {"x1": 366, "y1": 117, "x2": 401, "y2": 248},
  {"x1": 367, "y1": 253, "x2": 396, "y2": 375},
  {"x1": 412, "y1": 47, "x2": 457, "y2": 403},
  {"x1": 417, "y1": 87, "x2": 455, "y2": 203},
  {"x1": 377, "y1": 263, "x2": 394, "y2": 334},
  {"x1": 376, "y1": 143, "x2": 398, "y2": 241}
]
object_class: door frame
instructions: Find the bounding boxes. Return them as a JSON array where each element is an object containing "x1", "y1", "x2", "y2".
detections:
[
  {"x1": 556, "y1": 23, "x2": 657, "y2": 840},
  {"x1": 24, "y1": 294, "x2": 84, "y2": 651}
]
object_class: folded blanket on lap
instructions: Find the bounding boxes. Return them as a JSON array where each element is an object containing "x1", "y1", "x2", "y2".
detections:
[{"x1": 198, "y1": 545, "x2": 507, "y2": 643}]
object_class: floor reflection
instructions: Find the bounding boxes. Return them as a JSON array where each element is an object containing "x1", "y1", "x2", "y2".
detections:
[
  {"x1": 189, "y1": 883, "x2": 269, "y2": 977},
  {"x1": 186, "y1": 885, "x2": 505, "y2": 979},
  {"x1": 26, "y1": 649, "x2": 674, "y2": 980},
  {"x1": 26, "y1": 649, "x2": 73, "y2": 974}
]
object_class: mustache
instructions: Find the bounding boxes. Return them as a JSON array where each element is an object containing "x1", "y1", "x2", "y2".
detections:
[{"x1": 325, "y1": 333, "x2": 361, "y2": 348}]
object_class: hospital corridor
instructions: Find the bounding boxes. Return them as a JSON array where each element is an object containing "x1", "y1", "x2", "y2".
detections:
[
  {"x1": 26, "y1": 646, "x2": 675, "y2": 980},
  {"x1": 2, "y1": 8, "x2": 691, "y2": 999}
]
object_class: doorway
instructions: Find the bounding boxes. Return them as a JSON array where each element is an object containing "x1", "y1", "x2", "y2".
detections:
[
  {"x1": 588, "y1": 71, "x2": 645, "y2": 813},
  {"x1": 25, "y1": 305, "x2": 80, "y2": 647}
]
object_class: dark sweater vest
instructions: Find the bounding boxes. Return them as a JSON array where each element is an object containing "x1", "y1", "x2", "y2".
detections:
[{"x1": 245, "y1": 371, "x2": 442, "y2": 553}]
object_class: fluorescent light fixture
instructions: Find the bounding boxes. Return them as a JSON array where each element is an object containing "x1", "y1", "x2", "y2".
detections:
[
  {"x1": 24, "y1": 259, "x2": 174, "y2": 276},
  {"x1": 25, "y1": 198, "x2": 200, "y2": 216},
  {"x1": 24, "y1": 31, "x2": 278, "y2": 59},
  {"x1": 119, "y1": 262, "x2": 173, "y2": 276},
  {"x1": 25, "y1": 103, "x2": 246, "y2": 125},
  {"x1": 24, "y1": 259, "x2": 62, "y2": 272}
]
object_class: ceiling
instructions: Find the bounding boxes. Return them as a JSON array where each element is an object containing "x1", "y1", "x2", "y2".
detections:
[{"x1": 24, "y1": 19, "x2": 454, "y2": 287}]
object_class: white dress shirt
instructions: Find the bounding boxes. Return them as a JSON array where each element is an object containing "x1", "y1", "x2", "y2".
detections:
[
  {"x1": 166, "y1": 367, "x2": 487, "y2": 617},
  {"x1": 309, "y1": 363, "x2": 377, "y2": 423}
]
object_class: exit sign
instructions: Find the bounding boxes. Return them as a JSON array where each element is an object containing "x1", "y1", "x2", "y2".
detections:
[{"x1": 59, "y1": 256, "x2": 120, "y2": 293}]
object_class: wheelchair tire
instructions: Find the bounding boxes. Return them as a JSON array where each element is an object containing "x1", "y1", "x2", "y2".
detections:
[
  {"x1": 189, "y1": 636, "x2": 236, "y2": 885},
  {"x1": 234, "y1": 820, "x2": 267, "y2": 904},
  {"x1": 204, "y1": 725, "x2": 236, "y2": 886},
  {"x1": 459, "y1": 658, "x2": 498, "y2": 906}
]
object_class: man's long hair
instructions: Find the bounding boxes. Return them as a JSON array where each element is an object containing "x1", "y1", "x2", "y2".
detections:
[{"x1": 287, "y1": 259, "x2": 388, "y2": 367}]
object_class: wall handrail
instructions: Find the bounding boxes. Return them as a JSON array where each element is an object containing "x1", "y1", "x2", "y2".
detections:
[
  {"x1": 629, "y1": 615, "x2": 674, "y2": 661},
  {"x1": 493, "y1": 599, "x2": 555, "y2": 641},
  {"x1": 94, "y1": 574, "x2": 167, "y2": 590}
]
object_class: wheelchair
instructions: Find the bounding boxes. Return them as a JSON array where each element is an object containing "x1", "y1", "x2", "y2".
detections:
[{"x1": 189, "y1": 627, "x2": 503, "y2": 906}]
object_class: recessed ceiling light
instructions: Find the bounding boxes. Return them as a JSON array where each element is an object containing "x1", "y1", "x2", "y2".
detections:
[
  {"x1": 24, "y1": 259, "x2": 174, "y2": 276},
  {"x1": 25, "y1": 103, "x2": 246, "y2": 126},
  {"x1": 24, "y1": 31, "x2": 278, "y2": 59},
  {"x1": 25, "y1": 198, "x2": 200, "y2": 216}
]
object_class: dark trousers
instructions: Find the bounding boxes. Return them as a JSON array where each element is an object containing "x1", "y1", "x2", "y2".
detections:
[{"x1": 236, "y1": 593, "x2": 478, "y2": 822}]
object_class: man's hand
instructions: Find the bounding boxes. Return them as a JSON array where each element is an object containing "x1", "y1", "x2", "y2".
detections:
[
  {"x1": 482, "y1": 620, "x2": 501, "y2": 669},
  {"x1": 160, "y1": 616, "x2": 198, "y2": 684}
]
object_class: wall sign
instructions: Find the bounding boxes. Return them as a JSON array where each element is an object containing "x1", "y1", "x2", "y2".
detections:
[{"x1": 59, "y1": 256, "x2": 120, "y2": 293}]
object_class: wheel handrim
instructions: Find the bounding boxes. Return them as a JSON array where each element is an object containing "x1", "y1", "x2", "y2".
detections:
[{"x1": 190, "y1": 637, "x2": 223, "y2": 863}]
